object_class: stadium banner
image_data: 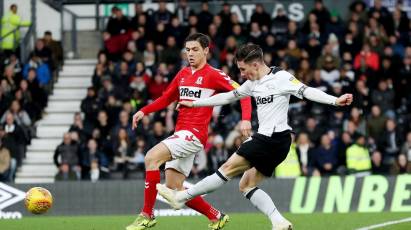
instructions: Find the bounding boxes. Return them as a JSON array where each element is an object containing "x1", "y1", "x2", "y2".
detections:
[
  {"x1": 0, "y1": 175, "x2": 410, "y2": 218},
  {"x1": 99, "y1": 0, "x2": 353, "y2": 23}
]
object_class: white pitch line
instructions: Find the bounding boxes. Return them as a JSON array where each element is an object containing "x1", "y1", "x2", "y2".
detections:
[{"x1": 356, "y1": 217, "x2": 411, "y2": 230}]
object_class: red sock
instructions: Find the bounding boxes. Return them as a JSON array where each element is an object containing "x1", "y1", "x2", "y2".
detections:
[
  {"x1": 142, "y1": 170, "x2": 161, "y2": 217},
  {"x1": 185, "y1": 196, "x2": 221, "y2": 221}
]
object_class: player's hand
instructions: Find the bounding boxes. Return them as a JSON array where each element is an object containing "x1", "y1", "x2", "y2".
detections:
[
  {"x1": 335, "y1": 94, "x2": 353, "y2": 106},
  {"x1": 240, "y1": 120, "x2": 252, "y2": 137},
  {"x1": 132, "y1": 111, "x2": 145, "y2": 130},
  {"x1": 178, "y1": 101, "x2": 194, "y2": 108}
]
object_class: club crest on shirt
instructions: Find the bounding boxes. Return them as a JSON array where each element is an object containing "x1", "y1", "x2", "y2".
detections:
[{"x1": 195, "y1": 76, "x2": 203, "y2": 85}]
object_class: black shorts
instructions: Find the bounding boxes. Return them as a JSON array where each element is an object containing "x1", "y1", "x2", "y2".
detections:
[{"x1": 236, "y1": 130, "x2": 292, "y2": 177}]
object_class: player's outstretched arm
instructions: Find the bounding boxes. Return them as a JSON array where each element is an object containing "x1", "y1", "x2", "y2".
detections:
[
  {"x1": 303, "y1": 87, "x2": 353, "y2": 106},
  {"x1": 179, "y1": 91, "x2": 242, "y2": 108}
]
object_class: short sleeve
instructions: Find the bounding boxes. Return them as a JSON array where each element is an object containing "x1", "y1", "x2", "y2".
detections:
[
  {"x1": 276, "y1": 71, "x2": 307, "y2": 99},
  {"x1": 233, "y1": 80, "x2": 253, "y2": 98}
]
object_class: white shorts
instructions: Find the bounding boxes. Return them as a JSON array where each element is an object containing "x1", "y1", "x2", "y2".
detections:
[{"x1": 162, "y1": 130, "x2": 203, "y2": 177}]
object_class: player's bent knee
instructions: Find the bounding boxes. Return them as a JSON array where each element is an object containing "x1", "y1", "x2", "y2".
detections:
[{"x1": 238, "y1": 179, "x2": 252, "y2": 193}]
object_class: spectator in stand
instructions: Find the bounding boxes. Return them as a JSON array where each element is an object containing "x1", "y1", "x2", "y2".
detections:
[
  {"x1": 0, "y1": 139, "x2": 12, "y2": 182},
  {"x1": 378, "y1": 119, "x2": 403, "y2": 168},
  {"x1": 81, "y1": 138, "x2": 109, "y2": 181},
  {"x1": 371, "y1": 79, "x2": 395, "y2": 118},
  {"x1": 326, "y1": 11, "x2": 345, "y2": 40},
  {"x1": 301, "y1": 117, "x2": 324, "y2": 145},
  {"x1": 160, "y1": 36, "x2": 181, "y2": 66},
  {"x1": 0, "y1": 88, "x2": 11, "y2": 117},
  {"x1": 153, "y1": 1, "x2": 173, "y2": 25},
  {"x1": 197, "y1": 2, "x2": 213, "y2": 34},
  {"x1": 148, "y1": 73, "x2": 168, "y2": 101},
  {"x1": 31, "y1": 39, "x2": 52, "y2": 71},
  {"x1": 103, "y1": 95, "x2": 122, "y2": 128},
  {"x1": 391, "y1": 153, "x2": 411, "y2": 174},
  {"x1": 106, "y1": 7, "x2": 130, "y2": 36},
  {"x1": 166, "y1": 17, "x2": 186, "y2": 48},
  {"x1": 251, "y1": 3, "x2": 271, "y2": 33},
  {"x1": 112, "y1": 128, "x2": 131, "y2": 179},
  {"x1": 95, "y1": 110, "x2": 112, "y2": 141},
  {"x1": 309, "y1": 0, "x2": 331, "y2": 33},
  {"x1": 1, "y1": 4, "x2": 31, "y2": 56},
  {"x1": 368, "y1": 0, "x2": 392, "y2": 35},
  {"x1": 2, "y1": 65, "x2": 19, "y2": 92},
  {"x1": 310, "y1": 134, "x2": 338, "y2": 176},
  {"x1": 354, "y1": 43, "x2": 380, "y2": 74},
  {"x1": 22, "y1": 55, "x2": 51, "y2": 87},
  {"x1": 69, "y1": 112, "x2": 88, "y2": 144},
  {"x1": 112, "y1": 110, "x2": 135, "y2": 141},
  {"x1": 207, "y1": 135, "x2": 228, "y2": 174},
  {"x1": 218, "y1": 2, "x2": 232, "y2": 37},
  {"x1": 394, "y1": 131, "x2": 411, "y2": 174},
  {"x1": 146, "y1": 121, "x2": 168, "y2": 149},
  {"x1": 130, "y1": 2, "x2": 149, "y2": 31},
  {"x1": 81, "y1": 87, "x2": 100, "y2": 128},
  {"x1": 352, "y1": 79, "x2": 370, "y2": 111},
  {"x1": 346, "y1": 134, "x2": 372, "y2": 175},
  {"x1": 367, "y1": 105, "x2": 386, "y2": 141},
  {"x1": 175, "y1": 0, "x2": 194, "y2": 27},
  {"x1": 2, "y1": 113, "x2": 25, "y2": 167},
  {"x1": 271, "y1": 7, "x2": 289, "y2": 39},
  {"x1": 296, "y1": 132, "x2": 314, "y2": 176},
  {"x1": 113, "y1": 61, "x2": 132, "y2": 96},
  {"x1": 54, "y1": 133, "x2": 81, "y2": 180},
  {"x1": 343, "y1": 107, "x2": 366, "y2": 136},
  {"x1": 1, "y1": 100, "x2": 31, "y2": 127},
  {"x1": 128, "y1": 136, "x2": 148, "y2": 174},
  {"x1": 143, "y1": 41, "x2": 157, "y2": 72}
]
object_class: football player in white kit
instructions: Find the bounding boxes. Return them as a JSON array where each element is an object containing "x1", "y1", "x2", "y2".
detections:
[{"x1": 157, "y1": 44, "x2": 353, "y2": 230}]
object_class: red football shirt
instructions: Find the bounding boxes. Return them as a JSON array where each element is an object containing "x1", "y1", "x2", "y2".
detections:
[{"x1": 140, "y1": 64, "x2": 251, "y2": 146}]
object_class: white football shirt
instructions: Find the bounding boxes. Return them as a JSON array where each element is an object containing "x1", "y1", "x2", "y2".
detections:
[{"x1": 233, "y1": 69, "x2": 306, "y2": 136}]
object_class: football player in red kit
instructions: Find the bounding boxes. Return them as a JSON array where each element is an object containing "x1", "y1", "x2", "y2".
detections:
[{"x1": 126, "y1": 33, "x2": 252, "y2": 230}]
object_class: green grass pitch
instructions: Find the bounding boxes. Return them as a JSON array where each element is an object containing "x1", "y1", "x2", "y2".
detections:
[{"x1": 1, "y1": 213, "x2": 411, "y2": 230}]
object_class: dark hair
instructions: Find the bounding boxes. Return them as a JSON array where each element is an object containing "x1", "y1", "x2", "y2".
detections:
[
  {"x1": 184, "y1": 33, "x2": 210, "y2": 49},
  {"x1": 44, "y1": 31, "x2": 52, "y2": 36},
  {"x1": 235, "y1": 44, "x2": 264, "y2": 63}
]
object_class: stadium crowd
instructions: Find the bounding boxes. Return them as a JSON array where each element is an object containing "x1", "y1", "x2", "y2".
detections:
[
  {"x1": 0, "y1": 24, "x2": 63, "y2": 181},
  {"x1": 48, "y1": 0, "x2": 411, "y2": 181}
]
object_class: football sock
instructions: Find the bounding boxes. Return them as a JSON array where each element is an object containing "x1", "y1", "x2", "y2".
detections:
[
  {"x1": 243, "y1": 187, "x2": 286, "y2": 225},
  {"x1": 142, "y1": 170, "x2": 160, "y2": 217},
  {"x1": 185, "y1": 196, "x2": 221, "y2": 221},
  {"x1": 178, "y1": 169, "x2": 229, "y2": 201}
]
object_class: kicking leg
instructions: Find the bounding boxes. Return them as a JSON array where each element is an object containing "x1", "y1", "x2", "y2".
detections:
[
  {"x1": 157, "y1": 153, "x2": 251, "y2": 208},
  {"x1": 165, "y1": 168, "x2": 228, "y2": 229},
  {"x1": 240, "y1": 168, "x2": 292, "y2": 230},
  {"x1": 126, "y1": 143, "x2": 171, "y2": 230}
]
